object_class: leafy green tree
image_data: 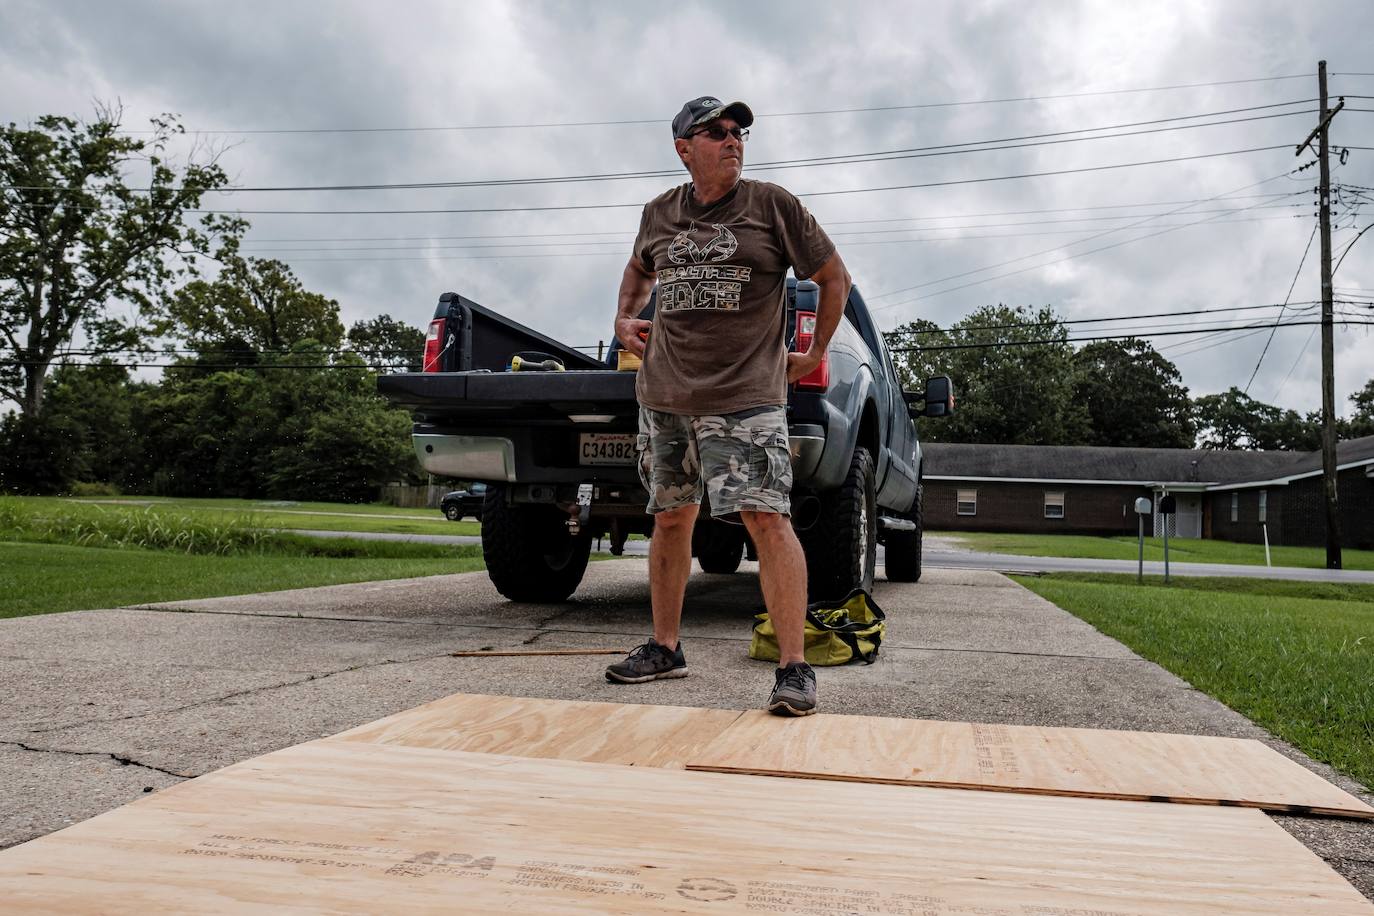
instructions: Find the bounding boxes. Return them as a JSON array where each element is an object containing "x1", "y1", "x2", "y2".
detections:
[
  {"x1": 1349, "y1": 379, "x2": 1374, "y2": 438},
  {"x1": 1071, "y1": 338, "x2": 1195, "y2": 448},
  {"x1": 346, "y1": 314, "x2": 424, "y2": 373},
  {"x1": 0, "y1": 105, "x2": 240, "y2": 416},
  {"x1": 888, "y1": 305, "x2": 1089, "y2": 444},
  {"x1": 137, "y1": 344, "x2": 415, "y2": 500},
  {"x1": 40, "y1": 360, "x2": 148, "y2": 488},
  {"x1": 0, "y1": 410, "x2": 85, "y2": 494},
  {"x1": 1193, "y1": 387, "x2": 1320, "y2": 450},
  {"x1": 163, "y1": 256, "x2": 343, "y2": 353}
]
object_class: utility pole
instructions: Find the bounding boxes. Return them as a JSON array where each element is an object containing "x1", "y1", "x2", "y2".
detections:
[{"x1": 1296, "y1": 61, "x2": 1344, "y2": 569}]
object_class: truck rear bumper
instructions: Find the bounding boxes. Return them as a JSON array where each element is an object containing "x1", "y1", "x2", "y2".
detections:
[
  {"x1": 414, "y1": 434, "x2": 518, "y2": 482},
  {"x1": 414, "y1": 423, "x2": 828, "y2": 486}
]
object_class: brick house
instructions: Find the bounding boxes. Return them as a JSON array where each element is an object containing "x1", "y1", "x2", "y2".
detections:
[{"x1": 921, "y1": 435, "x2": 1374, "y2": 549}]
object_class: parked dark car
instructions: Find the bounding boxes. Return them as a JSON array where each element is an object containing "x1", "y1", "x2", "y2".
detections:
[{"x1": 440, "y1": 483, "x2": 488, "y2": 521}]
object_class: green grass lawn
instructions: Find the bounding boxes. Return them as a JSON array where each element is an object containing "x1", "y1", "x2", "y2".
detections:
[
  {"x1": 1015, "y1": 572, "x2": 1374, "y2": 789},
  {"x1": 16, "y1": 495, "x2": 479, "y2": 537},
  {"x1": 0, "y1": 540, "x2": 488, "y2": 619},
  {"x1": 938, "y1": 530, "x2": 1374, "y2": 570}
]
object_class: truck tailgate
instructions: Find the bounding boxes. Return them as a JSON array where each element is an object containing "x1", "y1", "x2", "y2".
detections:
[{"x1": 378, "y1": 370, "x2": 638, "y2": 420}]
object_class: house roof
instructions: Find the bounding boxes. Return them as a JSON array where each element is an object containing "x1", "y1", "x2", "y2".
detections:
[{"x1": 921, "y1": 435, "x2": 1374, "y2": 487}]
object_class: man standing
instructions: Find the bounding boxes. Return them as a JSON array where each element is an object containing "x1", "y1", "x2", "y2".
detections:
[{"x1": 605, "y1": 96, "x2": 850, "y2": 716}]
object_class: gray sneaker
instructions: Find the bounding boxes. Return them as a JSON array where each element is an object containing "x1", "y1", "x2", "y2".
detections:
[
  {"x1": 767, "y1": 662, "x2": 818, "y2": 716},
  {"x1": 605, "y1": 639, "x2": 688, "y2": 684}
]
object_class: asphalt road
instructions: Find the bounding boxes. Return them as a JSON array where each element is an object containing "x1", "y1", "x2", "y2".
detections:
[
  {"x1": 299, "y1": 528, "x2": 1374, "y2": 583},
  {"x1": 2, "y1": 560, "x2": 1370, "y2": 900}
]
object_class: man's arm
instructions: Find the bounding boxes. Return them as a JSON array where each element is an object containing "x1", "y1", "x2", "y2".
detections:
[
  {"x1": 787, "y1": 250, "x2": 850, "y2": 383},
  {"x1": 615, "y1": 256, "x2": 656, "y2": 357}
]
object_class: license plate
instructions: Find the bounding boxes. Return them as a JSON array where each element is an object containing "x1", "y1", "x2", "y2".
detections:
[{"x1": 578, "y1": 433, "x2": 636, "y2": 466}]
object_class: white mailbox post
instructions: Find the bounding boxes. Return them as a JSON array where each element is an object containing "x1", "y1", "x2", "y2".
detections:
[{"x1": 1134, "y1": 497, "x2": 1153, "y2": 583}]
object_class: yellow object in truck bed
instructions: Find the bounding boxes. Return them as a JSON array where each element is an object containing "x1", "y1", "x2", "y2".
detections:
[{"x1": 616, "y1": 350, "x2": 642, "y2": 371}]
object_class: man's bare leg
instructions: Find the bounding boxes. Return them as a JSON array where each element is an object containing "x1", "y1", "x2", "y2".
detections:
[
  {"x1": 649, "y1": 504, "x2": 699, "y2": 649},
  {"x1": 741, "y1": 510, "x2": 807, "y2": 665}
]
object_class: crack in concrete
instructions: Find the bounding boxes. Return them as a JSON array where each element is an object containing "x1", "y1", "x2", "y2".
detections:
[
  {"x1": 24, "y1": 651, "x2": 450, "y2": 737},
  {"x1": 2, "y1": 739, "x2": 196, "y2": 779},
  {"x1": 533, "y1": 607, "x2": 578, "y2": 630},
  {"x1": 521, "y1": 630, "x2": 549, "y2": 646}
]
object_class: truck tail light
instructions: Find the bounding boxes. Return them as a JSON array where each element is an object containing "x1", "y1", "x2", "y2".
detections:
[
  {"x1": 422, "y1": 318, "x2": 446, "y2": 372},
  {"x1": 793, "y1": 311, "x2": 829, "y2": 391}
]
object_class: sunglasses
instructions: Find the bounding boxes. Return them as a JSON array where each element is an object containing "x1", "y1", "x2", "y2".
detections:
[{"x1": 689, "y1": 124, "x2": 749, "y2": 142}]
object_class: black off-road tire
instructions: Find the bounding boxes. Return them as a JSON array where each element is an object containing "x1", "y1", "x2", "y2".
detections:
[
  {"x1": 883, "y1": 483, "x2": 924, "y2": 583},
  {"x1": 803, "y1": 446, "x2": 877, "y2": 601},
  {"x1": 480, "y1": 485, "x2": 592, "y2": 602},
  {"x1": 444, "y1": 504, "x2": 463, "y2": 521},
  {"x1": 694, "y1": 522, "x2": 745, "y2": 574}
]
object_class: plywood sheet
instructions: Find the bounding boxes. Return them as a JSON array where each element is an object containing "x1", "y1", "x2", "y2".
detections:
[
  {"x1": 330, "y1": 692, "x2": 741, "y2": 769},
  {"x1": 688, "y1": 711, "x2": 1374, "y2": 818},
  {"x1": 1, "y1": 741, "x2": 1368, "y2": 914}
]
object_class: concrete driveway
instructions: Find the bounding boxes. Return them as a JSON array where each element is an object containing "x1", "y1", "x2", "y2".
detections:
[{"x1": 2, "y1": 559, "x2": 1371, "y2": 900}]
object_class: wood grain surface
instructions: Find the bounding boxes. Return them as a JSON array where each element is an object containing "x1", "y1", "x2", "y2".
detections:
[
  {"x1": 329, "y1": 692, "x2": 742, "y2": 769},
  {"x1": 1, "y1": 741, "x2": 1368, "y2": 914},
  {"x1": 687, "y1": 710, "x2": 1374, "y2": 818}
]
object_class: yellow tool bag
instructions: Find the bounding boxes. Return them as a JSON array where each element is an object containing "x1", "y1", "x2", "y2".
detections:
[{"x1": 748, "y1": 588, "x2": 886, "y2": 666}]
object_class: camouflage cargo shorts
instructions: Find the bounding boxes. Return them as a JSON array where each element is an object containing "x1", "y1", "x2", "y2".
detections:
[{"x1": 635, "y1": 405, "x2": 792, "y2": 517}]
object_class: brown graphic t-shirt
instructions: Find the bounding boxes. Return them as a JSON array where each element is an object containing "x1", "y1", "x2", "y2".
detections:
[{"x1": 632, "y1": 179, "x2": 836, "y2": 415}]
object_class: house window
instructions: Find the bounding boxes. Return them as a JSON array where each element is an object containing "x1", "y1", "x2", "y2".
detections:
[
  {"x1": 1230, "y1": 492, "x2": 1238, "y2": 523},
  {"x1": 956, "y1": 489, "x2": 978, "y2": 516},
  {"x1": 1258, "y1": 490, "x2": 1267, "y2": 523},
  {"x1": 1044, "y1": 491, "x2": 1065, "y2": 519}
]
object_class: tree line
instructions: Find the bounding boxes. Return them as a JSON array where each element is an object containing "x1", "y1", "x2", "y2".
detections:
[
  {"x1": 0, "y1": 108, "x2": 424, "y2": 497},
  {"x1": 3, "y1": 109, "x2": 1373, "y2": 498},
  {"x1": 888, "y1": 304, "x2": 1374, "y2": 450}
]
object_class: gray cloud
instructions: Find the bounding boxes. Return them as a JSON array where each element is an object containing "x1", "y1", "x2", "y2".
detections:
[{"x1": 3, "y1": 0, "x2": 1372, "y2": 414}]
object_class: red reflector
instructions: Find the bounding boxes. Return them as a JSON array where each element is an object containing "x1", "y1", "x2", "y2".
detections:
[
  {"x1": 422, "y1": 318, "x2": 445, "y2": 372},
  {"x1": 793, "y1": 311, "x2": 829, "y2": 391}
]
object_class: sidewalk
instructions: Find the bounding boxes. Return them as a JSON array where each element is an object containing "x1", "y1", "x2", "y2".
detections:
[{"x1": 1, "y1": 562, "x2": 1370, "y2": 899}]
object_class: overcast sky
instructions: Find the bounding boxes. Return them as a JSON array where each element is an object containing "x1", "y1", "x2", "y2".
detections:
[{"x1": 4, "y1": 0, "x2": 1373, "y2": 418}]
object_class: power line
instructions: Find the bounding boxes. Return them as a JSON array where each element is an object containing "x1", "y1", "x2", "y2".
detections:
[
  {"x1": 189, "y1": 105, "x2": 1336, "y2": 192},
  {"x1": 885, "y1": 318, "x2": 1374, "y2": 353},
  {"x1": 239, "y1": 213, "x2": 1301, "y2": 256},
  {"x1": 883, "y1": 300, "x2": 1323, "y2": 338},
  {"x1": 22, "y1": 144, "x2": 1297, "y2": 217},
  {"x1": 109, "y1": 74, "x2": 1315, "y2": 135},
  {"x1": 1168, "y1": 325, "x2": 1278, "y2": 359},
  {"x1": 27, "y1": 319, "x2": 1372, "y2": 372},
  {"x1": 6, "y1": 108, "x2": 1314, "y2": 196},
  {"x1": 1273, "y1": 325, "x2": 1320, "y2": 399},
  {"x1": 234, "y1": 198, "x2": 1304, "y2": 246},
  {"x1": 867, "y1": 177, "x2": 1303, "y2": 309},
  {"x1": 1244, "y1": 221, "x2": 1318, "y2": 393}
]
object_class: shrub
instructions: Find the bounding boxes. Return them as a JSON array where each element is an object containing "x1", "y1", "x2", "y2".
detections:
[{"x1": 69, "y1": 481, "x2": 122, "y2": 497}]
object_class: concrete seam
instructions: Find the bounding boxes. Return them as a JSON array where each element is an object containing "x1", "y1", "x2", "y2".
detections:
[
  {"x1": 111, "y1": 608, "x2": 1146, "y2": 661},
  {"x1": 1, "y1": 739, "x2": 195, "y2": 780}
]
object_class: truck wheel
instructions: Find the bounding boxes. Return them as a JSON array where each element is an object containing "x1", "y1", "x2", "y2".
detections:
[
  {"x1": 480, "y1": 486, "x2": 591, "y2": 602},
  {"x1": 804, "y1": 446, "x2": 877, "y2": 601},
  {"x1": 694, "y1": 522, "x2": 744, "y2": 574},
  {"x1": 883, "y1": 483, "x2": 924, "y2": 583},
  {"x1": 444, "y1": 504, "x2": 463, "y2": 521}
]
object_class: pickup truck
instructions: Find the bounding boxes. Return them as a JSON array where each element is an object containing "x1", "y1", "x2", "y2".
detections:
[{"x1": 377, "y1": 278, "x2": 952, "y2": 603}]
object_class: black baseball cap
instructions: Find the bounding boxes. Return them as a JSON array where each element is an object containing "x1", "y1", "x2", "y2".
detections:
[{"x1": 672, "y1": 96, "x2": 754, "y2": 140}]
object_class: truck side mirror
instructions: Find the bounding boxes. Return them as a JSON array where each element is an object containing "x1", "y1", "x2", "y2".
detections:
[{"x1": 903, "y1": 376, "x2": 954, "y2": 419}]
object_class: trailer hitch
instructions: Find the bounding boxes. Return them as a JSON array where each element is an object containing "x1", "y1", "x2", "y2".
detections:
[{"x1": 567, "y1": 483, "x2": 594, "y2": 536}]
